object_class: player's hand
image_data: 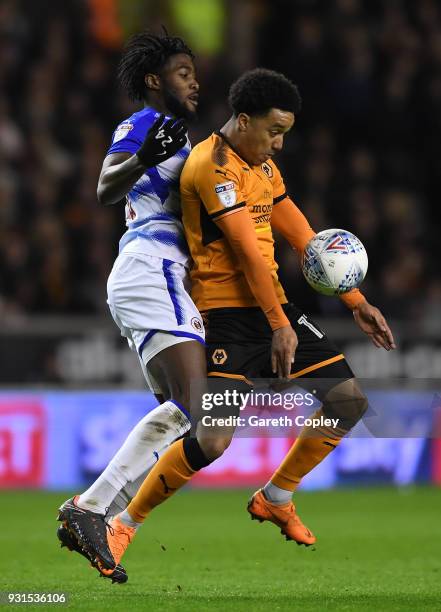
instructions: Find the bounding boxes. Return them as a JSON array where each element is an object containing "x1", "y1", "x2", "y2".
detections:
[
  {"x1": 271, "y1": 325, "x2": 298, "y2": 378},
  {"x1": 353, "y1": 301, "x2": 396, "y2": 350},
  {"x1": 136, "y1": 114, "x2": 187, "y2": 167}
]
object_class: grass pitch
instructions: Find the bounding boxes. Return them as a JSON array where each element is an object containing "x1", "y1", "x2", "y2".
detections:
[{"x1": 2, "y1": 487, "x2": 441, "y2": 611}]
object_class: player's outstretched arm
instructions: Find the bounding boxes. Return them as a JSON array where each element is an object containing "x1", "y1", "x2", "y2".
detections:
[
  {"x1": 270, "y1": 196, "x2": 315, "y2": 251},
  {"x1": 269, "y1": 185, "x2": 391, "y2": 345},
  {"x1": 98, "y1": 114, "x2": 187, "y2": 205},
  {"x1": 352, "y1": 301, "x2": 396, "y2": 351},
  {"x1": 215, "y1": 209, "x2": 298, "y2": 377}
]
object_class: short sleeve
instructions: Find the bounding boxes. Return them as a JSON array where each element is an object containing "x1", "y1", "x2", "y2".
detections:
[
  {"x1": 194, "y1": 158, "x2": 247, "y2": 220},
  {"x1": 106, "y1": 111, "x2": 159, "y2": 156},
  {"x1": 271, "y1": 163, "x2": 288, "y2": 205}
]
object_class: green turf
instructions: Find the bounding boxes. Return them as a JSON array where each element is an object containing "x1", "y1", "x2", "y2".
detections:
[{"x1": 1, "y1": 487, "x2": 441, "y2": 611}]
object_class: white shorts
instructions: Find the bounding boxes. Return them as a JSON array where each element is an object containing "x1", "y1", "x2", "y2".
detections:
[{"x1": 107, "y1": 252, "x2": 205, "y2": 392}]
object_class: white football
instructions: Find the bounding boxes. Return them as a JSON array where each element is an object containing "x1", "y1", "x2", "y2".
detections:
[{"x1": 302, "y1": 229, "x2": 368, "y2": 296}]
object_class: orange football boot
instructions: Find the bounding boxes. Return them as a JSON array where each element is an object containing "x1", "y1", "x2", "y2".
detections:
[
  {"x1": 97, "y1": 515, "x2": 136, "y2": 577},
  {"x1": 247, "y1": 489, "x2": 316, "y2": 546}
]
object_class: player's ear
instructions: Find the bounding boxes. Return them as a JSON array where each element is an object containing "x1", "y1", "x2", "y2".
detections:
[
  {"x1": 145, "y1": 73, "x2": 161, "y2": 91},
  {"x1": 237, "y1": 113, "x2": 250, "y2": 132}
]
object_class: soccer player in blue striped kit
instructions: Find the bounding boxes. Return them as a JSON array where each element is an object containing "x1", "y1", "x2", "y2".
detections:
[{"x1": 57, "y1": 30, "x2": 205, "y2": 582}]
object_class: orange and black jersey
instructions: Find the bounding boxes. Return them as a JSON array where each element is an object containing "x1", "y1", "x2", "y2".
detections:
[{"x1": 180, "y1": 131, "x2": 365, "y2": 330}]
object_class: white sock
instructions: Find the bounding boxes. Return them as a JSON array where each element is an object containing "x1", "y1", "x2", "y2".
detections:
[
  {"x1": 118, "y1": 509, "x2": 142, "y2": 530},
  {"x1": 262, "y1": 481, "x2": 293, "y2": 505},
  {"x1": 77, "y1": 400, "x2": 190, "y2": 514},
  {"x1": 107, "y1": 446, "x2": 166, "y2": 517}
]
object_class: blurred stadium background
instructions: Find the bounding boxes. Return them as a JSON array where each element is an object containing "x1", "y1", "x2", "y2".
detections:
[
  {"x1": 1, "y1": 0, "x2": 440, "y2": 491},
  {"x1": 1, "y1": 1, "x2": 440, "y2": 608}
]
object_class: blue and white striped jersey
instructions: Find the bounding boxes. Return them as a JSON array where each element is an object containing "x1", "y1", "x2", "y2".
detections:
[{"x1": 107, "y1": 107, "x2": 191, "y2": 266}]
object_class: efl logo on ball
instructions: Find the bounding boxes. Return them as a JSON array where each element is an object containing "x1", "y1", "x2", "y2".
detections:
[{"x1": 301, "y1": 229, "x2": 368, "y2": 296}]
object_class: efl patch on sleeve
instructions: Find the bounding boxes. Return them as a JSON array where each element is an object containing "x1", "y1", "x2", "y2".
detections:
[
  {"x1": 214, "y1": 181, "x2": 237, "y2": 208},
  {"x1": 113, "y1": 122, "x2": 134, "y2": 143}
]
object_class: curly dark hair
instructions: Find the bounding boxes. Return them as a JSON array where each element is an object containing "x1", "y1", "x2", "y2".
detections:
[
  {"x1": 117, "y1": 30, "x2": 194, "y2": 102},
  {"x1": 228, "y1": 68, "x2": 301, "y2": 116}
]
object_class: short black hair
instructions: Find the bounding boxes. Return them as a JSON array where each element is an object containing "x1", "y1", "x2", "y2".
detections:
[
  {"x1": 118, "y1": 30, "x2": 194, "y2": 101},
  {"x1": 228, "y1": 68, "x2": 301, "y2": 117}
]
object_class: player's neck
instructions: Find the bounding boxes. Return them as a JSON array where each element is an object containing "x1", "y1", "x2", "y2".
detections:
[
  {"x1": 220, "y1": 118, "x2": 251, "y2": 166},
  {"x1": 143, "y1": 95, "x2": 169, "y2": 116}
]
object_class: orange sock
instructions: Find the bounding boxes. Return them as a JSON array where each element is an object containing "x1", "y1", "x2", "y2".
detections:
[
  {"x1": 271, "y1": 409, "x2": 348, "y2": 491},
  {"x1": 127, "y1": 439, "x2": 195, "y2": 523}
]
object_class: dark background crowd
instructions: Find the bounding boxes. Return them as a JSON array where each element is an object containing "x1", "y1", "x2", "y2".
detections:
[{"x1": 0, "y1": 0, "x2": 439, "y2": 331}]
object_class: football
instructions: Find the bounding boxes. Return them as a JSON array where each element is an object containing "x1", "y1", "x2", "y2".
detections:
[{"x1": 302, "y1": 229, "x2": 368, "y2": 296}]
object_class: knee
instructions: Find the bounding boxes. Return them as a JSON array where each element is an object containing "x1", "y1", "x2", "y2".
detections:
[
  {"x1": 323, "y1": 378, "x2": 368, "y2": 429},
  {"x1": 168, "y1": 381, "x2": 191, "y2": 413}
]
